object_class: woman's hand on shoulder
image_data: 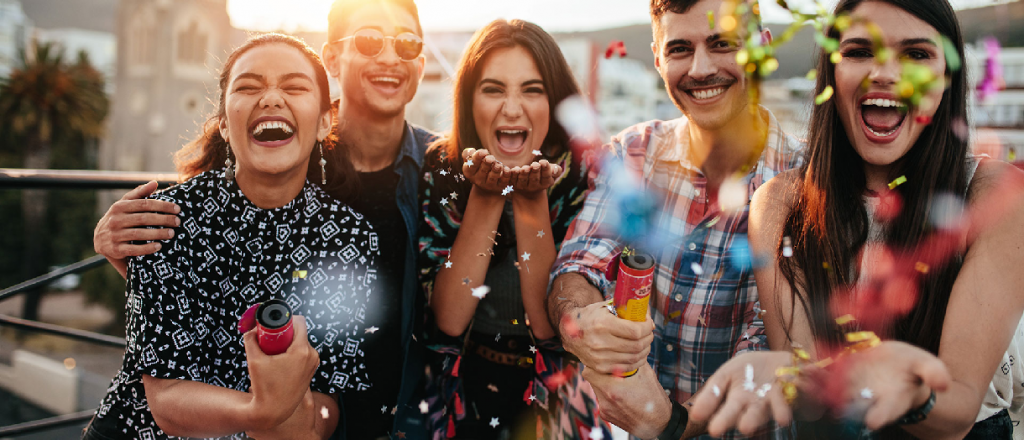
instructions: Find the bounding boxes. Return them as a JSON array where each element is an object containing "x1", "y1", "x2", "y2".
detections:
[
  {"x1": 462, "y1": 148, "x2": 513, "y2": 195},
  {"x1": 509, "y1": 159, "x2": 563, "y2": 197}
]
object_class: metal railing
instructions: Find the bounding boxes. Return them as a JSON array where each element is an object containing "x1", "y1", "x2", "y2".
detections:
[{"x1": 0, "y1": 169, "x2": 177, "y2": 436}]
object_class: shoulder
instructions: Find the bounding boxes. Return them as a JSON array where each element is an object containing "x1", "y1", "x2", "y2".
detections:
[
  {"x1": 148, "y1": 170, "x2": 223, "y2": 213},
  {"x1": 409, "y1": 123, "x2": 440, "y2": 154},
  {"x1": 751, "y1": 169, "x2": 802, "y2": 231},
  {"x1": 969, "y1": 158, "x2": 1024, "y2": 202},
  {"x1": 606, "y1": 118, "x2": 680, "y2": 157}
]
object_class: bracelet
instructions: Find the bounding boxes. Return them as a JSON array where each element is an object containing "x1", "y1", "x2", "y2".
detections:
[
  {"x1": 895, "y1": 390, "x2": 936, "y2": 425},
  {"x1": 657, "y1": 400, "x2": 688, "y2": 440}
]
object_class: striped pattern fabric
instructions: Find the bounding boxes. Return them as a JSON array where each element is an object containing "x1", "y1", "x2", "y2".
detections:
[{"x1": 552, "y1": 108, "x2": 804, "y2": 439}]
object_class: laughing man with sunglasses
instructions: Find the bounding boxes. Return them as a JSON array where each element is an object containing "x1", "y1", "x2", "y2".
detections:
[{"x1": 322, "y1": 1, "x2": 435, "y2": 439}]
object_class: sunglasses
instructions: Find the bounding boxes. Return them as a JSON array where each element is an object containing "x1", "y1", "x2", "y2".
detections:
[{"x1": 334, "y1": 28, "x2": 424, "y2": 62}]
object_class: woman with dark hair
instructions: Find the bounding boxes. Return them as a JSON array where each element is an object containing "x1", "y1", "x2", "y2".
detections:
[
  {"x1": 689, "y1": 0, "x2": 1024, "y2": 438},
  {"x1": 417, "y1": 18, "x2": 609, "y2": 440},
  {"x1": 82, "y1": 33, "x2": 380, "y2": 440}
]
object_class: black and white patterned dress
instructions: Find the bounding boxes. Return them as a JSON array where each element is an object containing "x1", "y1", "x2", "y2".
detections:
[{"x1": 89, "y1": 170, "x2": 381, "y2": 439}]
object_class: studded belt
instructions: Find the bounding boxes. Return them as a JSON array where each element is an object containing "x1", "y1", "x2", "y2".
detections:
[{"x1": 465, "y1": 339, "x2": 533, "y2": 369}]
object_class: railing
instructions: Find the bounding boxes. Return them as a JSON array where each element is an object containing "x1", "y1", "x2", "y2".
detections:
[{"x1": 0, "y1": 169, "x2": 177, "y2": 437}]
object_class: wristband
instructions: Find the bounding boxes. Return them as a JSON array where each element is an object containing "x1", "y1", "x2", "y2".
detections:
[
  {"x1": 895, "y1": 390, "x2": 935, "y2": 425},
  {"x1": 657, "y1": 400, "x2": 688, "y2": 440}
]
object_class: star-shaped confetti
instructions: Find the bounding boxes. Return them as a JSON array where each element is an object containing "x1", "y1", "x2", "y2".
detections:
[
  {"x1": 529, "y1": 345, "x2": 537, "y2": 353},
  {"x1": 487, "y1": 384, "x2": 499, "y2": 392},
  {"x1": 861, "y1": 388, "x2": 874, "y2": 399},
  {"x1": 495, "y1": 333, "x2": 501, "y2": 342},
  {"x1": 440, "y1": 198, "x2": 449, "y2": 206},
  {"x1": 450, "y1": 191, "x2": 458, "y2": 200},
  {"x1": 381, "y1": 405, "x2": 387, "y2": 414},
  {"x1": 521, "y1": 252, "x2": 531, "y2": 261},
  {"x1": 501, "y1": 185, "x2": 513, "y2": 196},
  {"x1": 462, "y1": 277, "x2": 471, "y2": 285},
  {"x1": 365, "y1": 326, "x2": 379, "y2": 334},
  {"x1": 440, "y1": 169, "x2": 449, "y2": 176},
  {"x1": 528, "y1": 394, "x2": 537, "y2": 402},
  {"x1": 489, "y1": 417, "x2": 500, "y2": 428},
  {"x1": 466, "y1": 159, "x2": 474, "y2": 167},
  {"x1": 589, "y1": 429, "x2": 605, "y2": 440},
  {"x1": 536, "y1": 230, "x2": 545, "y2": 238},
  {"x1": 419, "y1": 400, "x2": 429, "y2": 414},
  {"x1": 471, "y1": 285, "x2": 490, "y2": 299},
  {"x1": 321, "y1": 406, "x2": 330, "y2": 419},
  {"x1": 444, "y1": 260, "x2": 452, "y2": 269},
  {"x1": 396, "y1": 431, "x2": 406, "y2": 439},
  {"x1": 532, "y1": 149, "x2": 542, "y2": 155}
]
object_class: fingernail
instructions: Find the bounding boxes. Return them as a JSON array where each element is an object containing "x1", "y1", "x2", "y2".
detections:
[
  {"x1": 174, "y1": 205, "x2": 181, "y2": 213},
  {"x1": 174, "y1": 217, "x2": 181, "y2": 226},
  {"x1": 168, "y1": 230, "x2": 175, "y2": 238},
  {"x1": 154, "y1": 243, "x2": 162, "y2": 251}
]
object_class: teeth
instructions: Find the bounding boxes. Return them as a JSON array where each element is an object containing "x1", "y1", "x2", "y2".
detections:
[
  {"x1": 370, "y1": 76, "x2": 400, "y2": 84},
  {"x1": 252, "y1": 120, "x2": 294, "y2": 136},
  {"x1": 867, "y1": 125, "x2": 900, "y2": 137},
  {"x1": 690, "y1": 87, "x2": 726, "y2": 100},
  {"x1": 862, "y1": 98, "x2": 906, "y2": 108},
  {"x1": 498, "y1": 130, "x2": 526, "y2": 135}
]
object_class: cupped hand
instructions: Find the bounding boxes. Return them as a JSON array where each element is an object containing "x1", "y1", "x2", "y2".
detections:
[
  {"x1": 462, "y1": 148, "x2": 514, "y2": 195},
  {"x1": 94, "y1": 181, "x2": 180, "y2": 260},
  {"x1": 508, "y1": 160, "x2": 563, "y2": 196},
  {"x1": 689, "y1": 350, "x2": 795, "y2": 437},
  {"x1": 560, "y1": 302, "x2": 653, "y2": 375},
  {"x1": 244, "y1": 315, "x2": 321, "y2": 429}
]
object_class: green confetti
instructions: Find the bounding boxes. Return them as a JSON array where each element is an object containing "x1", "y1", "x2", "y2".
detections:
[
  {"x1": 1010, "y1": 150, "x2": 1017, "y2": 161},
  {"x1": 830, "y1": 51, "x2": 843, "y2": 64},
  {"x1": 806, "y1": 69, "x2": 818, "y2": 80},
  {"x1": 708, "y1": 10, "x2": 715, "y2": 30},
  {"x1": 736, "y1": 49, "x2": 749, "y2": 65},
  {"x1": 815, "y1": 85, "x2": 834, "y2": 105},
  {"x1": 941, "y1": 36, "x2": 962, "y2": 72},
  {"x1": 887, "y1": 175, "x2": 907, "y2": 190}
]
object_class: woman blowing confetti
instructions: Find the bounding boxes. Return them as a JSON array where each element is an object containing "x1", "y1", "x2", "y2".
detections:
[{"x1": 690, "y1": 0, "x2": 1024, "y2": 438}]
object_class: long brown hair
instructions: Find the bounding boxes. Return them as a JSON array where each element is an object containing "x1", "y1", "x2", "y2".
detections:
[
  {"x1": 778, "y1": 0, "x2": 969, "y2": 355},
  {"x1": 174, "y1": 33, "x2": 358, "y2": 202}
]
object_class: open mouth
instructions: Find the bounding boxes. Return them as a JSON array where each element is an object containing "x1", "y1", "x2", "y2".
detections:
[
  {"x1": 495, "y1": 129, "x2": 528, "y2": 155},
  {"x1": 249, "y1": 119, "x2": 295, "y2": 146},
  {"x1": 367, "y1": 74, "x2": 403, "y2": 92},
  {"x1": 686, "y1": 86, "x2": 728, "y2": 101},
  {"x1": 859, "y1": 97, "x2": 908, "y2": 141}
]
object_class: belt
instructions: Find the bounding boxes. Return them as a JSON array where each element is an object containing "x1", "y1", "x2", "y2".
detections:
[{"x1": 465, "y1": 339, "x2": 534, "y2": 369}]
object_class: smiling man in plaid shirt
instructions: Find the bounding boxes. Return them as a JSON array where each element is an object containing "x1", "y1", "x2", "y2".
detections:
[{"x1": 547, "y1": 0, "x2": 804, "y2": 438}]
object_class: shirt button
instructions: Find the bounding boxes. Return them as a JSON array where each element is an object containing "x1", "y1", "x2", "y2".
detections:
[
  {"x1": 688, "y1": 243, "x2": 697, "y2": 251},
  {"x1": 666, "y1": 344, "x2": 674, "y2": 352},
  {"x1": 674, "y1": 293, "x2": 683, "y2": 302},
  {"x1": 694, "y1": 189, "x2": 700, "y2": 196}
]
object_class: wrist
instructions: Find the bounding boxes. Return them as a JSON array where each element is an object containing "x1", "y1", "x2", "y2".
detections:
[{"x1": 656, "y1": 399, "x2": 688, "y2": 440}]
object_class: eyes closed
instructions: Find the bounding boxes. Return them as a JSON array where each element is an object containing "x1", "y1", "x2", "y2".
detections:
[{"x1": 479, "y1": 79, "x2": 545, "y2": 97}]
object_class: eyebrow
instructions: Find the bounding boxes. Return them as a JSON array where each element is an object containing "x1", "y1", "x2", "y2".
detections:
[
  {"x1": 233, "y1": 72, "x2": 314, "y2": 84},
  {"x1": 480, "y1": 79, "x2": 545, "y2": 88},
  {"x1": 665, "y1": 32, "x2": 737, "y2": 48},
  {"x1": 840, "y1": 37, "x2": 938, "y2": 47}
]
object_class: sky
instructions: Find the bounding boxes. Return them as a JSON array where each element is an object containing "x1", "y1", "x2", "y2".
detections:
[{"x1": 227, "y1": 0, "x2": 1018, "y2": 33}]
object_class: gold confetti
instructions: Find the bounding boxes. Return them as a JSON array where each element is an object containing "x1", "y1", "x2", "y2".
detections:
[
  {"x1": 915, "y1": 262, "x2": 930, "y2": 274},
  {"x1": 708, "y1": 10, "x2": 715, "y2": 29},
  {"x1": 721, "y1": 15, "x2": 737, "y2": 32},
  {"x1": 888, "y1": 175, "x2": 907, "y2": 189},
  {"x1": 668, "y1": 310, "x2": 682, "y2": 321},
  {"x1": 815, "y1": 86, "x2": 834, "y2": 105},
  {"x1": 835, "y1": 314, "x2": 856, "y2": 325},
  {"x1": 292, "y1": 270, "x2": 307, "y2": 279},
  {"x1": 830, "y1": 51, "x2": 843, "y2": 64}
]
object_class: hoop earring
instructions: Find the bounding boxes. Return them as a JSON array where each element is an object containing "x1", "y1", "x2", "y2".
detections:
[
  {"x1": 224, "y1": 142, "x2": 235, "y2": 182},
  {"x1": 318, "y1": 141, "x2": 327, "y2": 185}
]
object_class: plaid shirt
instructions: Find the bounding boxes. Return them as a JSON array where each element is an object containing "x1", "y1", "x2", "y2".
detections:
[{"x1": 553, "y1": 108, "x2": 804, "y2": 438}]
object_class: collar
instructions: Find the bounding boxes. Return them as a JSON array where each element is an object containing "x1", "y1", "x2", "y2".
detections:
[{"x1": 396, "y1": 122, "x2": 425, "y2": 169}]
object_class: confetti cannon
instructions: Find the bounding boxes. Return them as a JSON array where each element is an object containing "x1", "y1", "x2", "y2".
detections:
[
  {"x1": 611, "y1": 251, "x2": 656, "y2": 377},
  {"x1": 238, "y1": 299, "x2": 294, "y2": 355}
]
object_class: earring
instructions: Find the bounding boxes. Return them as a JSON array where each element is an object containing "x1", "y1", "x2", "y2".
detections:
[
  {"x1": 224, "y1": 142, "x2": 235, "y2": 182},
  {"x1": 318, "y1": 141, "x2": 327, "y2": 185}
]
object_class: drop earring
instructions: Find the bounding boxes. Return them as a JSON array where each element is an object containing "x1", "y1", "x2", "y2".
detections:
[
  {"x1": 224, "y1": 142, "x2": 235, "y2": 182},
  {"x1": 318, "y1": 141, "x2": 327, "y2": 185}
]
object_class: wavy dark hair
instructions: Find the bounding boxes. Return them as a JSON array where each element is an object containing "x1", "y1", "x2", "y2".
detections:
[
  {"x1": 174, "y1": 33, "x2": 358, "y2": 203},
  {"x1": 436, "y1": 19, "x2": 582, "y2": 263},
  {"x1": 777, "y1": 0, "x2": 969, "y2": 355}
]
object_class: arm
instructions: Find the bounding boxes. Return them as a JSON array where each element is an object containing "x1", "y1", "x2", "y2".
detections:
[
  {"x1": 430, "y1": 149, "x2": 510, "y2": 337},
  {"x1": 510, "y1": 161, "x2": 562, "y2": 340},
  {"x1": 94, "y1": 181, "x2": 180, "y2": 278}
]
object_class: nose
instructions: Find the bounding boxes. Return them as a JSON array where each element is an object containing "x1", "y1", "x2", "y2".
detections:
[
  {"x1": 869, "y1": 54, "x2": 900, "y2": 87},
  {"x1": 259, "y1": 87, "x2": 285, "y2": 109},
  {"x1": 688, "y1": 46, "x2": 717, "y2": 81},
  {"x1": 501, "y1": 94, "x2": 523, "y2": 119},
  {"x1": 375, "y1": 38, "x2": 400, "y2": 67}
]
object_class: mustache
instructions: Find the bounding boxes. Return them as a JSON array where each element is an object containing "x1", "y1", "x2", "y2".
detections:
[
  {"x1": 677, "y1": 76, "x2": 736, "y2": 90},
  {"x1": 364, "y1": 69, "x2": 408, "y2": 79}
]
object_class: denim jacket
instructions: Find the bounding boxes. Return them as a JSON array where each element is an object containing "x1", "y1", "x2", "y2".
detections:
[{"x1": 336, "y1": 122, "x2": 437, "y2": 440}]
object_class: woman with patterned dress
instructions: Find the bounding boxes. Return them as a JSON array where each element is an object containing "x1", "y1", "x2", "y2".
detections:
[
  {"x1": 417, "y1": 19, "x2": 609, "y2": 440},
  {"x1": 82, "y1": 34, "x2": 381, "y2": 440}
]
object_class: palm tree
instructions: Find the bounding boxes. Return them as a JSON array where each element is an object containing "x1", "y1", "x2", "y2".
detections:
[{"x1": 0, "y1": 41, "x2": 109, "y2": 321}]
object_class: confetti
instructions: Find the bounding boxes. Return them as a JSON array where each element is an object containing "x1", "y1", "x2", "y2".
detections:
[
  {"x1": 489, "y1": 417, "x2": 500, "y2": 428},
  {"x1": 915, "y1": 262, "x2": 930, "y2": 274},
  {"x1": 381, "y1": 405, "x2": 387, "y2": 414},
  {"x1": 440, "y1": 169, "x2": 448, "y2": 176},
  {"x1": 690, "y1": 262, "x2": 704, "y2": 275},
  {"x1": 756, "y1": 383, "x2": 772, "y2": 398},
  {"x1": 707, "y1": 10, "x2": 715, "y2": 29},
  {"x1": 440, "y1": 198, "x2": 449, "y2": 206},
  {"x1": 495, "y1": 333, "x2": 501, "y2": 342},
  {"x1": 529, "y1": 345, "x2": 537, "y2": 353},
  {"x1": 860, "y1": 388, "x2": 874, "y2": 399},
  {"x1": 419, "y1": 400, "x2": 429, "y2": 414},
  {"x1": 532, "y1": 149, "x2": 542, "y2": 155},
  {"x1": 510, "y1": 319, "x2": 519, "y2": 325},
  {"x1": 743, "y1": 364, "x2": 755, "y2": 391},
  {"x1": 604, "y1": 40, "x2": 627, "y2": 58},
  {"x1": 450, "y1": 191, "x2": 458, "y2": 200},
  {"x1": 471, "y1": 285, "x2": 490, "y2": 299},
  {"x1": 444, "y1": 260, "x2": 452, "y2": 269},
  {"x1": 712, "y1": 384, "x2": 721, "y2": 397},
  {"x1": 782, "y1": 236, "x2": 793, "y2": 257},
  {"x1": 536, "y1": 230, "x2": 546, "y2": 238},
  {"x1": 321, "y1": 406, "x2": 330, "y2": 419},
  {"x1": 528, "y1": 394, "x2": 537, "y2": 402},
  {"x1": 978, "y1": 37, "x2": 1004, "y2": 102},
  {"x1": 521, "y1": 252, "x2": 531, "y2": 261},
  {"x1": 915, "y1": 115, "x2": 932, "y2": 125},
  {"x1": 502, "y1": 185, "x2": 513, "y2": 196},
  {"x1": 887, "y1": 175, "x2": 907, "y2": 190},
  {"x1": 291, "y1": 270, "x2": 307, "y2": 279},
  {"x1": 719, "y1": 175, "x2": 747, "y2": 212},
  {"x1": 645, "y1": 401, "x2": 656, "y2": 412},
  {"x1": 589, "y1": 429, "x2": 605, "y2": 440},
  {"x1": 466, "y1": 159, "x2": 474, "y2": 167},
  {"x1": 815, "y1": 86, "x2": 834, "y2": 105},
  {"x1": 835, "y1": 314, "x2": 856, "y2": 325},
  {"x1": 462, "y1": 277, "x2": 471, "y2": 285},
  {"x1": 365, "y1": 326, "x2": 379, "y2": 334}
]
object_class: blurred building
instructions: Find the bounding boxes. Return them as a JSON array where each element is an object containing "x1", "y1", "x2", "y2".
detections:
[
  {"x1": 969, "y1": 44, "x2": 1024, "y2": 161},
  {"x1": 100, "y1": 0, "x2": 244, "y2": 174},
  {"x1": 0, "y1": 0, "x2": 32, "y2": 78}
]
